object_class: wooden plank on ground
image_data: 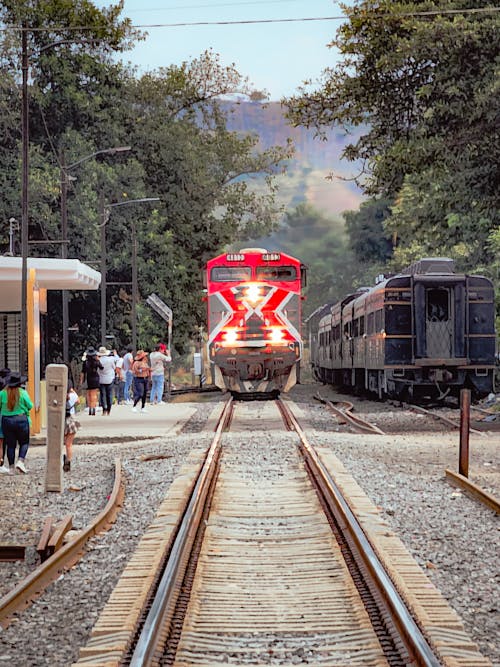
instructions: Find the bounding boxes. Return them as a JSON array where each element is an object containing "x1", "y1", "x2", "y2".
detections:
[
  {"x1": 37, "y1": 517, "x2": 54, "y2": 563},
  {"x1": 47, "y1": 515, "x2": 73, "y2": 557}
]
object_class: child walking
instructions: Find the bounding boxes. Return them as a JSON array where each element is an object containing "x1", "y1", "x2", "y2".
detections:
[{"x1": 64, "y1": 385, "x2": 80, "y2": 472}]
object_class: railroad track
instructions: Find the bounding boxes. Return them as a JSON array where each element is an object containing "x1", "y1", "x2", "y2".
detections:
[
  {"x1": 77, "y1": 399, "x2": 491, "y2": 666},
  {"x1": 314, "y1": 392, "x2": 386, "y2": 435},
  {"x1": 0, "y1": 458, "x2": 124, "y2": 628}
]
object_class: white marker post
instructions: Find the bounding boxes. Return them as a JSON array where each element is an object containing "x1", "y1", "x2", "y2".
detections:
[{"x1": 45, "y1": 364, "x2": 68, "y2": 493}]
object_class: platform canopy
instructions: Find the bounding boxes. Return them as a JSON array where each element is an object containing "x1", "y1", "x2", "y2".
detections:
[{"x1": 0, "y1": 256, "x2": 101, "y2": 310}]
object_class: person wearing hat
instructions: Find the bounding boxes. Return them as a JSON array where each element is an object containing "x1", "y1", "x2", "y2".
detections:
[
  {"x1": 131, "y1": 350, "x2": 151, "y2": 413},
  {"x1": 0, "y1": 373, "x2": 33, "y2": 474},
  {"x1": 80, "y1": 347, "x2": 103, "y2": 416},
  {"x1": 0, "y1": 368, "x2": 11, "y2": 473},
  {"x1": 97, "y1": 346, "x2": 116, "y2": 416}
]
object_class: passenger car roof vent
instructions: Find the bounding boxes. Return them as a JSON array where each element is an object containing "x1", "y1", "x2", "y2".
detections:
[{"x1": 401, "y1": 257, "x2": 455, "y2": 276}]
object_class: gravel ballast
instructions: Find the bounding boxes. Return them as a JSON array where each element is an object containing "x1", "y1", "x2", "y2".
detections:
[{"x1": 0, "y1": 387, "x2": 498, "y2": 665}]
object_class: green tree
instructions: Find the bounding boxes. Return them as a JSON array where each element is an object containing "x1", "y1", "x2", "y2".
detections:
[
  {"x1": 343, "y1": 198, "x2": 394, "y2": 265},
  {"x1": 0, "y1": 4, "x2": 290, "y2": 358},
  {"x1": 285, "y1": 1, "x2": 499, "y2": 270}
]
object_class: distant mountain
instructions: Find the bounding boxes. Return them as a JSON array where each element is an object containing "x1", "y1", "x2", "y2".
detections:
[{"x1": 223, "y1": 100, "x2": 364, "y2": 216}]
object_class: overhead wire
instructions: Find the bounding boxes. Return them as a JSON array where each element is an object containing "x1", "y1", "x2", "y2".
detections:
[{"x1": 0, "y1": 7, "x2": 498, "y2": 32}]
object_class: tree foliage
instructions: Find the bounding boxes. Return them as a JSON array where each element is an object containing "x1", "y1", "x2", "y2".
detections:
[
  {"x1": 285, "y1": 1, "x2": 499, "y2": 271},
  {"x1": 343, "y1": 198, "x2": 393, "y2": 265},
  {"x1": 0, "y1": 2, "x2": 289, "y2": 359}
]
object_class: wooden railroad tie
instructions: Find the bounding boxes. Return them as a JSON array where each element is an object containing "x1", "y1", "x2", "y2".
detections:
[{"x1": 37, "y1": 515, "x2": 73, "y2": 563}]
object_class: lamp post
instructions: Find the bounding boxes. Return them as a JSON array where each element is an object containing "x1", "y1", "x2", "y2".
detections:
[
  {"x1": 60, "y1": 145, "x2": 131, "y2": 363},
  {"x1": 99, "y1": 198, "x2": 160, "y2": 350}
]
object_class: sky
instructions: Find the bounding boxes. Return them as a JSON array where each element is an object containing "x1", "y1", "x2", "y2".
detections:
[{"x1": 93, "y1": 0, "x2": 347, "y2": 100}]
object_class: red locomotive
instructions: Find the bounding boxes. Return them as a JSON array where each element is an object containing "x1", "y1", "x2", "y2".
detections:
[{"x1": 205, "y1": 248, "x2": 306, "y2": 397}]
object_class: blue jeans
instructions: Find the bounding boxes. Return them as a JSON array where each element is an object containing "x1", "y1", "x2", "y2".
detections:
[
  {"x1": 124, "y1": 370, "x2": 133, "y2": 402},
  {"x1": 2, "y1": 414, "x2": 30, "y2": 465},
  {"x1": 99, "y1": 383, "x2": 113, "y2": 413},
  {"x1": 113, "y1": 379, "x2": 125, "y2": 404},
  {"x1": 150, "y1": 374, "x2": 165, "y2": 403}
]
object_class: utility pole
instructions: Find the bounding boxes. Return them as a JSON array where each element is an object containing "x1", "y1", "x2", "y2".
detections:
[
  {"x1": 100, "y1": 193, "x2": 107, "y2": 347},
  {"x1": 101, "y1": 197, "x2": 159, "y2": 351},
  {"x1": 60, "y1": 151, "x2": 69, "y2": 363},
  {"x1": 20, "y1": 23, "x2": 29, "y2": 375},
  {"x1": 131, "y1": 221, "x2": 138, "y2": 352}
]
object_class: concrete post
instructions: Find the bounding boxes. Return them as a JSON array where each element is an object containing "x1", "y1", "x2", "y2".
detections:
[{"x1": 45, "y1": 364, "x2": 68, "y2": 493}]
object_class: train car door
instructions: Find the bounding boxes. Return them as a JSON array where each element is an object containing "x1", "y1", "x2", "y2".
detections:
[{"x1": 424, "y1": 287, "x2": 453, "y2": 358}]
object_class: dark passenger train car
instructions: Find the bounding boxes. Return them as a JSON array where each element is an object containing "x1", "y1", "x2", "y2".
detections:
[{"x1": 309, "y1": 258, "x2": 495, "y2": 401}]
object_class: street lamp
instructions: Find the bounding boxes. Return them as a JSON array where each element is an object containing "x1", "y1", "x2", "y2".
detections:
[
  {"x1": 99, "y1": 197, "x2": 160, "y2": 350},
  {"x1": 60, "y1": 145, "x2": 131, "y2": 363}
]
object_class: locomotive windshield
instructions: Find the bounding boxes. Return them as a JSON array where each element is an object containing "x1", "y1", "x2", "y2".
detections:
[
  {"x1": 255, "y1": 266, "x2": 297, "y2": 281},
  {"x1": 211, "y1": 267, "x2": 252, "y2": 282}
]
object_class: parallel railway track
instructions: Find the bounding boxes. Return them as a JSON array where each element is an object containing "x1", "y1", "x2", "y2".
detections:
[
  {"x1": 76, "y1": 399, "x2": 491, "y2": 666},
  {"x1": 314, "y1": 392, "x2": 386, "y2": 435}
]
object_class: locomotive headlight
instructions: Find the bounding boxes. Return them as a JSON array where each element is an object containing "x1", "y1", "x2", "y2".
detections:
[
  {"x1": 245, "y1": 283, "x2": 261, "y2": 302},
  {"x1": 223, "y1": 329, "x2": 239, "y2": 344},
  {"x1": 269, "y1": 328, "x2": 285, "y2": 342}
]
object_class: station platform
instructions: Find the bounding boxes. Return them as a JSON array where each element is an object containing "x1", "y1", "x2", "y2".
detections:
[{"x1": 31, "y1": 401, "x2": 199, "y2": 445}]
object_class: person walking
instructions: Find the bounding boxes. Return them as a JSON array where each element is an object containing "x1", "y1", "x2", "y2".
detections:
[
  {"x1": 64, "y1": 385, "x2": 80, "y2": 472},
  {"x1": 80, "y1": 347, "x2": 102, "y2": 416},
  {"x1": 132, "y1": 350, "x2": 151, "y2": 413},
  {"x1": 122, "y1": 345, "x2": 134, "y2": 404},
  {"x1": 149, "y1": 344, "x2": 171, "y2": 404},
  {"x1": 0, "y1": 368, "x2": 11, "y2": 473},
  {"x1": 0, "y1": 373, "x2": 33, "y2": 474},
  {"x1": 97, "y1": 346, "x2": 116, "y2": 415},
  {"x1": 113, "y1": 350, "x2": 126, "y2": 405}
]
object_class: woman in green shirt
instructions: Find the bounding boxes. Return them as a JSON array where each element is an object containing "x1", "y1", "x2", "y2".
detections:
[{"x1": 0, "y1": 373, "x2": 33, "y2": 475}]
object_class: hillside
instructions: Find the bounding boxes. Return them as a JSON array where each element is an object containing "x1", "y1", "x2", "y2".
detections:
[{"x1": 224, "y1": 100, "x2": 364, "y2": 216}]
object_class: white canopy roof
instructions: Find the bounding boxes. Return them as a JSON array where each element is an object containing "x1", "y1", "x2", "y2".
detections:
[{"x1": 0, "y1": 257, "x2": 101, "y2": 310}]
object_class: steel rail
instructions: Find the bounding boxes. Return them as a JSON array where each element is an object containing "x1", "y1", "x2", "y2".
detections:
[
  {"x1": 445, "y1": 469, "x2": 500, "y2": 514},
  {"x1": 0, "y1": 458, "x2": 124, "y2": 627},
  {"x1": 129, "y1": 397, "x2": 233, "y2": 667},
  {"x1": 279, "y1": 399, "x2": 441, "y2": 667},
  {"x1": 315, "y1": 392, "x2": 386, "y2": 435},
  {"x1": 405, "y1": 402, "x2": 486, "y2": 436}
]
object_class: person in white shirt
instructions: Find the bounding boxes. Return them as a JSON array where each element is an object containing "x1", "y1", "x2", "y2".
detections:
[
  {"x1": 149, "y1": 344, "x2": 171, "y2": 404},
  {"x1": 97, "y1": 346, "x2": 117, "y2": 415},
  {"x1": 122, "y1": 345, "x2": 134, "y2": 404}
]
